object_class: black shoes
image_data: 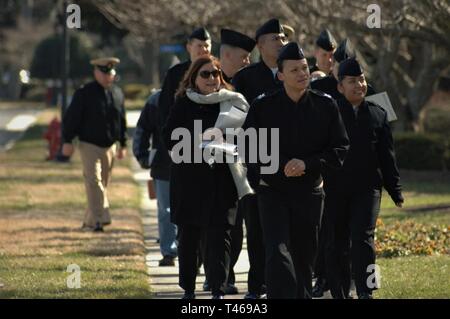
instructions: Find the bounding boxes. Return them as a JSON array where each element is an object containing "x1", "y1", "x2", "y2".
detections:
[
  {"x1": 212, "y1": 294, "x2": 224, "y2": 299},
  {"x1": 93, "y1": 222, "x2": 104, "y2": 232},
  {"x1": 224, "y1": 283, "x2": 239, "y2": 295},
  {"x1": 203, "y1": 282, "x2": 238, "y2": 295},
  {"x1": 312, "y1": 277, "x2": 329, "y2": 298},
  {"x1": 159, "y1": 256, "x2": 175, "y2": 266},
  {"x1": 244, "y1": 292, "x2": 261, "y2": 299},
  {"x1": 181, "y1": 292, "x2": 196, "y2": 299},
  {"x1": 358, "y1": 292, "x2": 373, "y2": 299},
  {"x1": 81, "y1": 222, "x2": 104, "y2": 232}
]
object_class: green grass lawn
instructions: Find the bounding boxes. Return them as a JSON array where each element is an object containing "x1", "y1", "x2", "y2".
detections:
[
  {"x1": 0, "y1": 109, "x2": 151, "y2": 298},
  {"x1": 380, "y1": 170, "x2": 450, "y2": 225},
  {"x1": 375, "y1": 256, "x2": 449, "y2": 299},
  {"x1": 375, "y1": 170, "x2": 450, "y2": 298}
]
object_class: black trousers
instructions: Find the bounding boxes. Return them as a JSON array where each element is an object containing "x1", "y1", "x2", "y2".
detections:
[
  {"x1": 228, "y1": 194, "x2": 266, "y2": 294},
  {"x1": 258, "y1": 187, "x2": 323, "y2": 299},
  {"x1": 178, "y1": 223, "x2": 232, "y2": 296},
  {"x1": 228, "y1": 204, "x2": 244, "y2": 285},
  {"x1": 325, "y1": 188, "x2": 381, "y2": 298},
  {"x1": 242, "y1": 194, "x2": 266, "y2": 294},
  {"x1": 313, "y1": 202, "x2": 329, "y2": 279}
]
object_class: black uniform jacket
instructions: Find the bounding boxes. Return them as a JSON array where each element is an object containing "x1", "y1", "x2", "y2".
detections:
[
  {"x1": 324, "y1": 98, "x2": 403, "y2": 203},
  {"x1": 233, "y1": 60, "x2": 283, "y2": 105},
  {"x1": 133, "y1": 91, "x2": 171, "y2": 180},
  {"x1": 63, "y1": 81, "x2": 127, "y2": 147},
  {"x1": 158, "y1": 61, "x2": 191, "y2": 125},
  {"x1": 241, "y1": 88, "x2": 349, "y2": 198}
]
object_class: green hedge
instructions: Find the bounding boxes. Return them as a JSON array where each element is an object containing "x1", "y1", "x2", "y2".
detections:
[
  {"x1": 394, "y1": 132, "x2": 449, "y2": 170},
  {"x1": 424, "y1": 108, "x2": 450, "y2": 137}
]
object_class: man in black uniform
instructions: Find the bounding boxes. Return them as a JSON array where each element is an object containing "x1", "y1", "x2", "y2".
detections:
[
  {"x1": 311, "y1": 39, "x2": 377, "y2": 99},
  {"x1": 220, "y1": 28, "x2": 256, "y2": 83},
  {"x1": 325, "y1": 58, "x2": 403, "y2": 299},
  {"x1": 309, "y1": 29, "x2": 337, "y2": 76},
  {"x1": 62, "y1": 57, "x2": 127, "y2": 232},
  {"x1": 242, "y1": 42, "x2": 349, "y2": 299},
  {"x1": 159, "y1": 27, "x2": 211, "y2": 124},
  {"x1": 219, "y1": 28, "x2": 256, "y2": 295},
  {"x1": 233, "y1": 18, "x2": 288, "y2": 299},
  {"x1": 310, "y1": 38, "x2": 376, "y2": 298},
  {"x1": 233, "y1": 18, "x2": 288, "y2": 104}
]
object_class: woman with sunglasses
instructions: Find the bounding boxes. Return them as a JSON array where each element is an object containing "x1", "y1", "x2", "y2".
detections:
[{"x1": 163, "y1": 55, "x2": 253, "y2": 299}]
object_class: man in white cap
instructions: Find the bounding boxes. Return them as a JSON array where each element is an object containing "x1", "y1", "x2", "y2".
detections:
[{"x1": 62, "y1": 57, "x2": 127, "y2": 232}]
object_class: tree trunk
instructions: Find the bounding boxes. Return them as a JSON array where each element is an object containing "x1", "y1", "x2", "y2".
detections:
[{"x1": 142, "y1": 39, "x2": 160, "y2": 88}]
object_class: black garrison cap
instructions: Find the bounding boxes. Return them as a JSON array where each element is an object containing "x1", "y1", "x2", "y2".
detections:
[
  {"x1": 277, "y1": 42, "x2": 306, "y2": 64},
  {"x1": 221, "y1": 29, "x2": 256, "y2": 52},
  {"x1": 338, "y1": 57, "x2": 364, "y2": 79},
  {"x1": 333, "y1": 39, "x2": 355, "y2": 63},
  {"x1": 316, "y1": 29, "x2": 337, "y2": 52},
  {"x1": 188, "y1": 27, "x2": 211, "y2": 41},
  {"x1": 255, "y1": 18, "x2": 285, "y2": 41}
]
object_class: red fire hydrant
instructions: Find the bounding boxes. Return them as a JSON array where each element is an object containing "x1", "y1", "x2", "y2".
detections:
[{"x1": 43, "y1": 116, "x2": 61, "y2": 161}]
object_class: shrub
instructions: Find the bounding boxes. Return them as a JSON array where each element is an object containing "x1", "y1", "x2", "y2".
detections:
[
  {"x1": 394, "y1": 133, "x2": 447, "y2": 170},
  {"x1": 424, "y1": 108, "x2": 450, "y2": 137}
]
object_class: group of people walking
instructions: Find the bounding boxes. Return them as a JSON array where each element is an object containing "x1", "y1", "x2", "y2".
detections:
[{"x1": 62, "y1": 17, "x2": 403, "y2": 300}]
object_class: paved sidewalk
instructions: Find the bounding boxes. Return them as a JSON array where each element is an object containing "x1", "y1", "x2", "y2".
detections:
[
  {"x1": 131, "y1": 158, "x2": 250, "y2": 299},
  {"x1": 0, "y1": 109, "x2": 40, "y2": 151}
]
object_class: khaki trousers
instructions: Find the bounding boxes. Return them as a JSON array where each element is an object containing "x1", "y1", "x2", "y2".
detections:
[{"x1": 78, "y1": 141, "x2": 117, "y2": 227}]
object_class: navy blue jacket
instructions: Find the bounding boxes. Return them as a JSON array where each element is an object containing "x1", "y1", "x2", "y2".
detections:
[{"x1": 133, "y1": 90, "x2": 171, "y2": 180}]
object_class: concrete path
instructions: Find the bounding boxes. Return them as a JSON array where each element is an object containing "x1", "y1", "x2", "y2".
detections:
[{"x1": 0, "y1": 109, "x2": 40, "y2": 151}]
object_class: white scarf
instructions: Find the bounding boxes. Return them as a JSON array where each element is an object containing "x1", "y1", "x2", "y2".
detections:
[{"x1": 186, "y1": 88, "x2": 254, "y2": 199}]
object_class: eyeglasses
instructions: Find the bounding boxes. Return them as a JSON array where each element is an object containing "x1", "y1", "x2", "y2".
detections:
[
  {"x1": 199, "y1": 69, "x2": 221, "y2": 79},
  {"x1": 96, "y1": 65, "x2": 116, "y2": 74}
]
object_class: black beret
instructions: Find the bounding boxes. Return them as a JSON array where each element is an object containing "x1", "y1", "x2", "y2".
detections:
[
  {"x1": 221, "y1": 29, "x2": 256, "y2": 53},
  {"x1": 338, "y1": 57, "x2": 364, "y2": 78},
  {"x1": 255, "y1": 18, "x2": 284, "y2": 41},
  {"x1": 316, "y1": 29, "x2": 337, "y2": 52},
  {"x1": 277, "y1": 42, "x2": 305, "y2": 64},
  {"x1": 333, "y1": 39, "x2": 355, "y2": 63},
  {"x1": 189, "y1": 27, "x2": 211, "y2": 41}
]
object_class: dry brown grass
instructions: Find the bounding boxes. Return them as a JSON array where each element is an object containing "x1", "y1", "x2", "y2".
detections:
[{"x1": 0, "y1": 109, "x2": 151, "y2": 298}]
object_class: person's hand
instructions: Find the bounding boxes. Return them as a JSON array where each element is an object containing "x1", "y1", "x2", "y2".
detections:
[
  {"x1": 62, "y1": 143, "x2": 74, "y2": 157},
  {"x1": 117, "y1": 147, "x2": 127, "y2": 160},
  {"x1": 284, "y1": 159, "x2": 306, "y2": 177}
]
